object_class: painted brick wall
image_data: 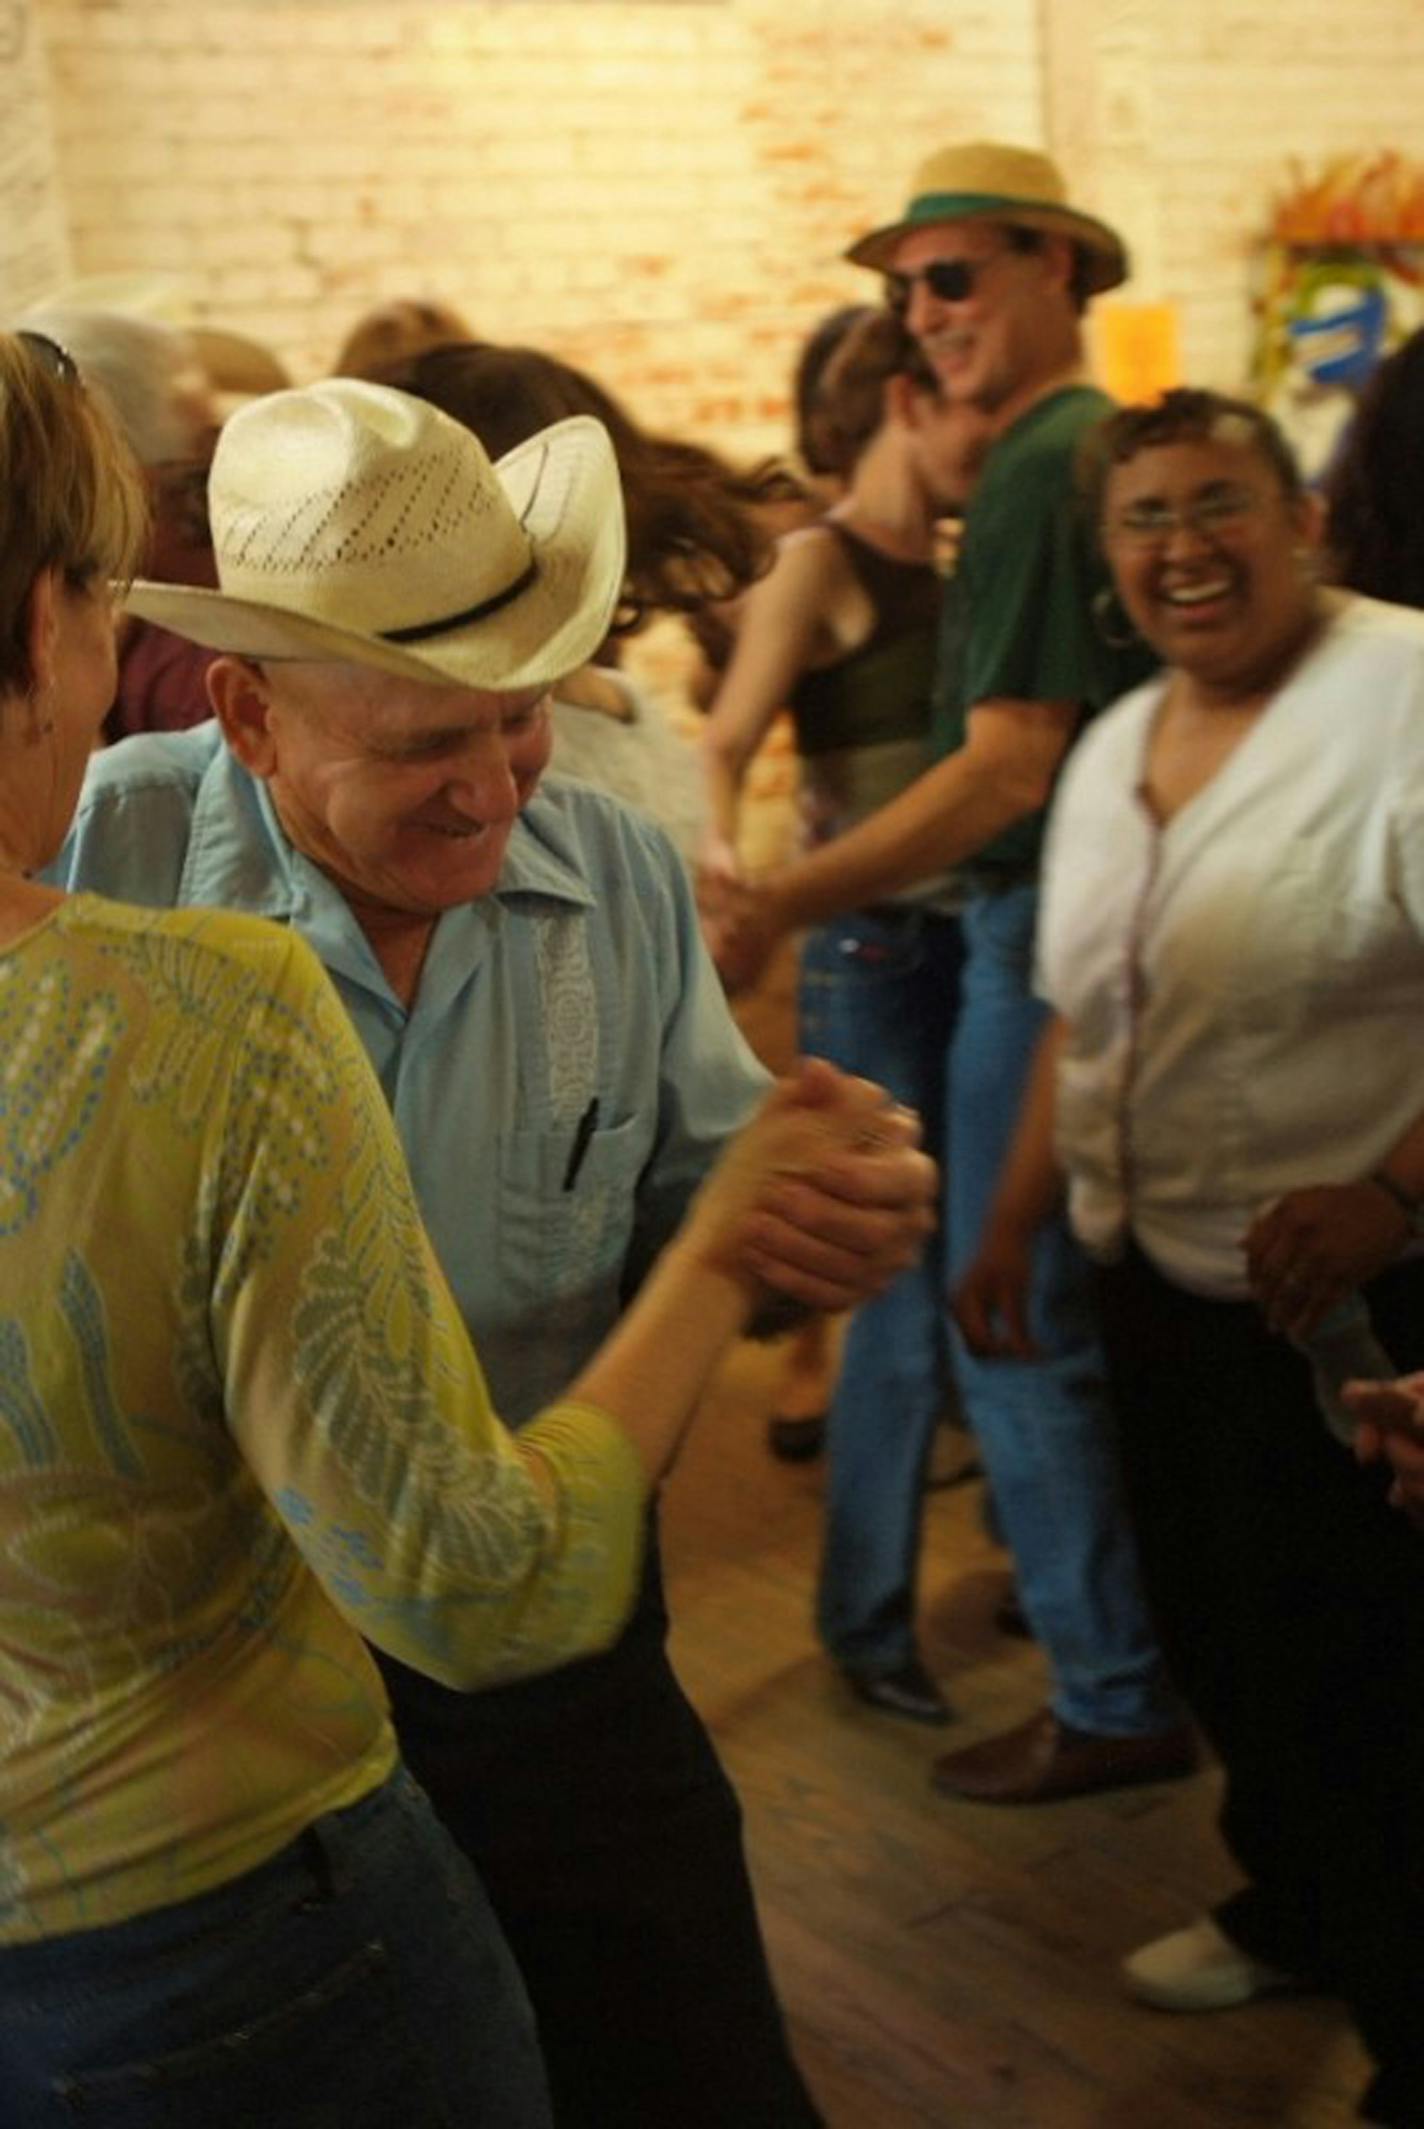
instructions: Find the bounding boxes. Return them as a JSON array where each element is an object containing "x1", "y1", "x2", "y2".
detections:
[
  {"x1": 1066, "y1": 0, "x2": 1424, "y2": 389},
  {"x1": 28, "y1": 0, "x2": 1041, "y2": 465},
  {"x1": 0, "y1": 0, "x2": 71, "y2": 313},
  {"x1": 21, "y1": 0, "x2": 1424, "y2": 458}
]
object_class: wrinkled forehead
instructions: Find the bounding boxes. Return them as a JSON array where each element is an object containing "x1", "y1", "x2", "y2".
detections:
[
  {"x1": 262, "y1": 655, "x2": 545, "y2": 727},
  {"x1": 887, "y1": 219, "x2": 1016, "y2": 274}
]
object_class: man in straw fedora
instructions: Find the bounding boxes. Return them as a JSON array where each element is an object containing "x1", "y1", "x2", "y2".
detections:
[
  {"x1": 55, "y1": 377, "x2": 940, "y2": 2126},
  {"x1": 708, "y1": 142, "x2": 1196, "y2": 1804}
]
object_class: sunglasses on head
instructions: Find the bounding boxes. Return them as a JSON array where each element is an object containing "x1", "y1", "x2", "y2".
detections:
[{"x1": 16, "y1": 329, "x2": 81, "y2": 385}]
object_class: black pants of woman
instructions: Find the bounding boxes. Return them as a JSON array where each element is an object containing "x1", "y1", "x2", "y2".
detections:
[{"x1": 1097, "y1": 1247, "x2": 1424, "y2": 2127}]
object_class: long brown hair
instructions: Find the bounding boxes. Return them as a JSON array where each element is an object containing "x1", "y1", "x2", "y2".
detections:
[{"x1": 379, "y1": 341, "x2": 798, "y2": 632}]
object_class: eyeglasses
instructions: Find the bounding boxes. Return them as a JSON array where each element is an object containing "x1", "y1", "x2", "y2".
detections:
[
  {"x1": 886, "y1": 256, "x2": 1000, "y2": 309},
  {"x1": 1105, "y1": 485, "x2": 1264, "y2": 548},
  {"x1": 16, "y1": 329, "x2": 81, "y2": 385}
]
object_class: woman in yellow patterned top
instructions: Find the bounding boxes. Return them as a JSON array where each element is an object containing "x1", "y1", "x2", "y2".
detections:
[{"x1": 0, "y1": 333, "x2": 931, "y2": 2126}]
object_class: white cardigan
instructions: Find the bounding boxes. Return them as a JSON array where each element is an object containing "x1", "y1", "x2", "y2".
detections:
[{"x1": 1038, "y1": 593, "x2": 1424, "y2": 1297}]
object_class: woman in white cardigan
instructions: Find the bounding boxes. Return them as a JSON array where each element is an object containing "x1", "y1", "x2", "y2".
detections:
[{"x1": 956, "y1": 388, "x2": 1424, "y2": 2129}]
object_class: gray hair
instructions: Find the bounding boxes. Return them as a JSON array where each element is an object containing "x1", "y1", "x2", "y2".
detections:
[{"x1": 14, "y1": 306, "x2": 206, "y2": 467}]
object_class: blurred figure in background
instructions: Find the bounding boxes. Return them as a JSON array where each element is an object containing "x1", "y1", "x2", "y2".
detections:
[
  {"x1": 332, "y1": 296, "x2": 474, "y2": 381},
  {"x1": 699, "y1": 308, "x2": 990, "y2": 1724},
  {"x1": 17, "y1": 304, "x2": 221, "y2": 739},
  {"x1": 687, "y1": 306, "x2": 871, "y2": 1466},
  {"x1": 1323, "y1": 326, "x2": 1424, "y2": 607}
]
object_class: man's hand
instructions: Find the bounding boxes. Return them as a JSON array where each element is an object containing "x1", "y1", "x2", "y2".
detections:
[
  {"x1": 1347, "y1": 1371, "x2": 1424, "y2": 1529},
  {"x1": 719, "y1": 1057, "x2": 937, "y2": 1314},
  {"x1": 704, "y1": 877, "x2": 785, "y2": 998},
  {"x1": 953, "y1": 1217, "x2": 1040, "y2": 1360},
  {"x1": 1243, "y1": 1182, "x2": 1408, "y2": 1338}
]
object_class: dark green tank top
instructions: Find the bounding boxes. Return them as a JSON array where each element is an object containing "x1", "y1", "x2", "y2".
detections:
[{"x1": 789, "y1": 523, "x2": 941, "y2": 760}]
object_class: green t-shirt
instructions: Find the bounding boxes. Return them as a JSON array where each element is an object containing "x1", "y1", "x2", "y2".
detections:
[{"x1": 932, "y1": 384, "x2": 1158, "y2": 880}]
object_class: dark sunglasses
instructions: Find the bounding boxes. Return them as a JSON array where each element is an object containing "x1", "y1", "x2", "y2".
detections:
[
  {"x1": 16, "y1": 329, "x2": 81, "y2": 384},
  {"x1": 886, "y1": 257, "x2": 991, "y2": 309}
]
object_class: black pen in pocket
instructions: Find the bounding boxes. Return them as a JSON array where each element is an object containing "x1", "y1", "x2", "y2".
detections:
[{"x1": 562, "y1": 1097, "x2": 600, "y2": 1191}]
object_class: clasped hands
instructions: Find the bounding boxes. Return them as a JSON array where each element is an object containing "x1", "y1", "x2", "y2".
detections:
[
  {"x1": 697, "y1": 858, "x2": 782, "y2": 999},
  {"x1": 693, "y1": 1056, "x2": 937, "y2": 1315}
]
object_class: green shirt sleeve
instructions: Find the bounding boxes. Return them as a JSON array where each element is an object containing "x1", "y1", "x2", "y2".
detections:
[{"x1": 932, "y1": 388, "x2": 1157, "y2": 876}]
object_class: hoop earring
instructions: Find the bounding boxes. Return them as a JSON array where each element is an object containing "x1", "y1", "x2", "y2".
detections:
[{"x1": 1091, "y1": 584, "x2": 1140, "y2": 650}]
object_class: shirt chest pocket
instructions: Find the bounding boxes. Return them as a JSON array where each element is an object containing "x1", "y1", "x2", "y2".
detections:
[{"x1": 496, "y1": 1112, "x2": 650, "y2": 1306}]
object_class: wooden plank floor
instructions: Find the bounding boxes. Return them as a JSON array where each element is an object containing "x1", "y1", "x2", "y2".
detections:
[{"x1": 659, "y1": 941, "x2": 1367, "y2": 2129}]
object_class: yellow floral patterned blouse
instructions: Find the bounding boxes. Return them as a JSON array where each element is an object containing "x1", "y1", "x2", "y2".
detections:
[{"x1": 0, "y1": 896, "x2": 645, "y2": 1943}]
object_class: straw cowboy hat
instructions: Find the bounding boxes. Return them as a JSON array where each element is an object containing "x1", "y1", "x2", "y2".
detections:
[
  {"x1": 846, "y1": 141, "x2": 1128, "y2": 295},
  {"x1": 124, "y1": 380, "x2": 627, "y2": 692}
]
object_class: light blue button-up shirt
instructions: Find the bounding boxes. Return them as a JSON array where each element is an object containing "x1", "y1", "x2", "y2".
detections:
[{"x1": 55, "y1": 724, "x2": 768, "y2": 1426}]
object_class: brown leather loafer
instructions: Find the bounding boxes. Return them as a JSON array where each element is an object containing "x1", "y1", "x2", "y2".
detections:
[{"x1": 930, "y1": 1708, "x2": 1198, "y2": 1804}]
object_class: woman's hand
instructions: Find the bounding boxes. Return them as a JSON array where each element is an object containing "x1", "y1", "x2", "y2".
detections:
[
  {"x1": 695, "y1": 832, "x2": 742, "y2": 922},
  {"x1": 1347, "y1": 1371, "x2": 1424, "y2": 1529},
  {"x1": 953, "y1": 1216, "x2": 1041, "y2": 1360},
  {"x1": 1242, "y1": 1181, "x2": 1409, "y2": 1338},
  {"x1": 684, "y1": 1058, "x2": 937, "y2": 1313}
]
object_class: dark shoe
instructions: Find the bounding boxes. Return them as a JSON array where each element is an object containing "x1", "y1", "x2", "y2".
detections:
[
  {"x1": 845, "y1": 1657, "x2": 953, "y2": 1726},
  {"x1": 930, "y1": 1707, "x2": 1197, "y2": 1803},
  {"x1": 766, "y1": 1413, "x2": 825, "y2": 1462}
]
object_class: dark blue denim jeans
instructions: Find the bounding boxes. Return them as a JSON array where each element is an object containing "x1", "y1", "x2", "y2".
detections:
[
  {"x1": 799, "y1": 906, "x2": 964, "y2": 1675},
  {"x1": 0, "y1": 1766, "x2": 551, "y2": 2129},
  {"x1": 946, "y1": 884, "x2": 1179, "y2": 1735}
]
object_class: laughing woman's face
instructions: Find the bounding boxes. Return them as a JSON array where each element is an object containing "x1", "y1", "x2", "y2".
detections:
[{"x1": 1101, "y1": 434, "x2": 1319, "y2": 696}]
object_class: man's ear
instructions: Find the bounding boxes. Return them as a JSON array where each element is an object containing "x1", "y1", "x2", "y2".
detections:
[
  {"x1": 207, "y1": 656, "x2": 280, "y2": 779},
  {"x1": 1038, "y1": 233, "x2": 1077, "y2": 299}
]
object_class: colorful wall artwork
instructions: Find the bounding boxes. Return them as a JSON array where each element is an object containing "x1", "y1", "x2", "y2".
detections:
[{"x1": 1253, "y1": 154, "x2": 1424, "y2": 480}]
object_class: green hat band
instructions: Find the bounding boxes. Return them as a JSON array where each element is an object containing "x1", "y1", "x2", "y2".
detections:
[{"x1": 905, "y1": 190, "x2": 1041, "y2": 224}]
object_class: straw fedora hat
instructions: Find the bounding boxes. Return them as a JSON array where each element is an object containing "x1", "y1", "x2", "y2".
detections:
[
  {"x1": 846, "y1": 141, "x2": 1128, "y2": 295},
  {"x1": 124, "y1": 380, "x2": 627, "y2": 692}
]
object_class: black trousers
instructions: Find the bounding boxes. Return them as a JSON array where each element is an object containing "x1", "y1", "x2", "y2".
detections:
[
  {"x1": 376, "y1": 1518, "x2": 821, "y2": 2129},
  {"x1": 1097, "y1": 1248, "x2": 1424, "y2": 2126}
]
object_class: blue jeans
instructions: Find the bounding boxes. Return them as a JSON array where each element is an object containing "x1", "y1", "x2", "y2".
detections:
[
  {"x1": 947, "y1": 884, "x2": 1180, "y2": 1736},
  {"x1": 0, "y1": 1767, "x2": 551, "y2": 2129},
  {"x1": 799, "y1": 907, "x2": 964, "y2": 1675}
]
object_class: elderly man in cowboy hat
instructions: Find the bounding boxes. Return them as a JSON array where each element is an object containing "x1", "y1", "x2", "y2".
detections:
[
  {"x1": 708, "y1": 142, "x2": 1196, "y2": 1806},
  {"x1": 53, "y1": 379, "x2": 940, "y2": 2128}
]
